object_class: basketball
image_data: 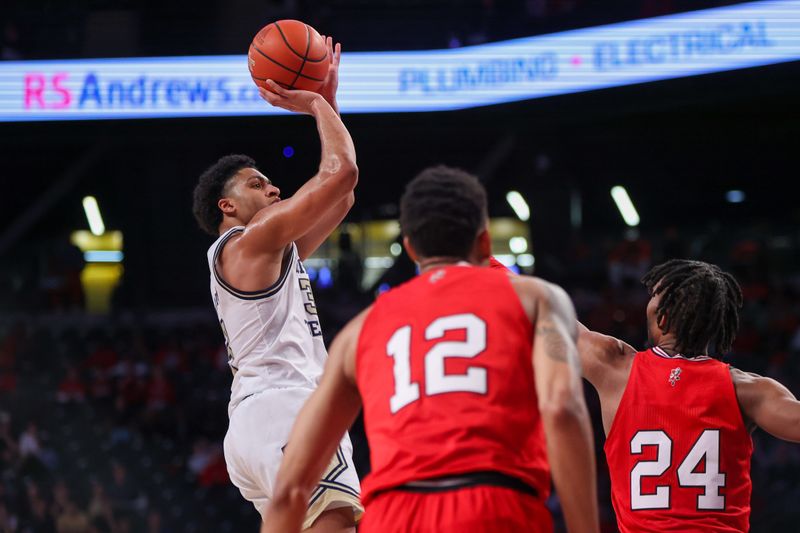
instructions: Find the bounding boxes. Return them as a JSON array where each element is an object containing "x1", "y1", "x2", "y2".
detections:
[{"x1": 248, "y1": 20, "x2": 329, "y2": 93}]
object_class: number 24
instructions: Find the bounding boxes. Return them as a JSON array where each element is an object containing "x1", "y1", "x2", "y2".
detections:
[{"x1": 631, "y1": 429, "x2": 726, "y2": 511}]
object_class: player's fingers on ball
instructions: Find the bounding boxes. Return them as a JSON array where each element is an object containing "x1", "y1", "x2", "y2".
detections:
[
  {"x1": 334, "y1": 42, "x2": 341, "y2": 63},
  {"x1": 265, "y1": 79, "x2": 287, "y2": 96},
  {"x1": 260, "y1": 84, "x2": 284, "y2": 104}
]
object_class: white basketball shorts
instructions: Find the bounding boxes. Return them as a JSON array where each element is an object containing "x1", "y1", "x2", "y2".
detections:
[{"x1": 223, "y1": 387, "x2": 363, "y2": 529}]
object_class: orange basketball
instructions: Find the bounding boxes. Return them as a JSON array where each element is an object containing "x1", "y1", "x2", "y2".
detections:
[{"x1": 247, "y1": 20, "x2": 329, "y2": 93}]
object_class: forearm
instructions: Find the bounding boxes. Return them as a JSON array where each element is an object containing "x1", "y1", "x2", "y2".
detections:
[
  {"x1": 261, "y1": 487, "x2": 312, "y2": 533},
  {"x1": 311, "y1": 97, "x2": 356, "y2": 176},
  {"x1": 263, "y1": 427, "x2": 343, "y2": 533},
  {"x1": 543, "y1": 398, "x2": 599, "y2": 533},
  {"x1": 757, "y1": 396, "x2": 800, "y2": 442},
  {"x1": 295, "y1": 193, "x2": 354, "y2": 260}
]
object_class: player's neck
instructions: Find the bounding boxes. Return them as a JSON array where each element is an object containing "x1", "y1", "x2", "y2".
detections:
[
  {"x1": 219, "y1": 218, "x2": 245, "y2": 234},
  {"x1": 656, "y1": 337, "x2": 709, "y2": 358},
  {"x1": 417, "y1": 256, "x2": 471, "y2": 273}
]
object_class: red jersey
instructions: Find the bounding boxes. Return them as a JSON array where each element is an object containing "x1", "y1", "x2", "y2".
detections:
[
  {"x1": 488, "y1": 256, "x2": 509, "y2": 271},
  {"x1": 356, "y1": 265, "x2": 550, "y2": 505},
  {"x1": 605, "y1": 347, "x2": 753, "y2": 532}
]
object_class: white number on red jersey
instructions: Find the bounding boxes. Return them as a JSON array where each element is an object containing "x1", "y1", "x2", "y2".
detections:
[
  {"x1": 630, "y1": 429, "x2": 726, "y2": 511},
  {"x1": 630, "y1": 431, "x2": 672, "y2": 509},
  {"x1": 386, "y1": 313, "x2": 487, "y2": 414}
]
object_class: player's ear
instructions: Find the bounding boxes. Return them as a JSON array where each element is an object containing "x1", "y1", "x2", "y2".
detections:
[
  {"x1": 474, "y1": 228, "x2": 491, "y2": 263},
  {"x1": 657, "y1": 312, "x2": 668, "y2": 331},
  {"x1": 403, "y1": 236, "x2": 419, "y2": 264},
  {"x1": 218, "y1": 197, "x2": 235, "y2": 216}
]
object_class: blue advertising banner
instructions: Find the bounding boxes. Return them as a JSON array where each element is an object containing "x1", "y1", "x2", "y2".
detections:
[{"x1": 0, "y1": 0, "x2": 798, "y2": 121}]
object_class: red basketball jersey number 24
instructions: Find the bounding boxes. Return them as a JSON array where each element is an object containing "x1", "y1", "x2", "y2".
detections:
[
  {"x1": 386, "y1": 313, "x2": 488, "y2": 414},
  {"x1": 630, "y1": 428, "x2": 726, "y2": 511}
]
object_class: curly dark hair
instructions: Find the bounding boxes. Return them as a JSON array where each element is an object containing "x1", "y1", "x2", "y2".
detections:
[
  {"x1": 642, "y1": 259, "x2": 743, "y2": 358},
  {"x1": 399, "y1": 165, "x2": 487, "y2": 260},
  {"x1": 192, "y1": 154, "x2": 257, "y2": 236}
]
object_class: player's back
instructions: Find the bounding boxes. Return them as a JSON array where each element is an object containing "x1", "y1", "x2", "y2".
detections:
[
  {"x1": 355, "y1": 264, "x2": 550, "y2": 505},
  {"x1": 605, "y1": 347, "x2": 753, "y2": 532}
]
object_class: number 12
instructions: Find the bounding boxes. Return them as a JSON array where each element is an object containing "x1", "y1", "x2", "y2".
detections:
[{"x1": 386, "y1": 313, "x2": 488, "y2": 414}]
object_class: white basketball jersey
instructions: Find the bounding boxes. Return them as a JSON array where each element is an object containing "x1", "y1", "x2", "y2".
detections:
[{"x1": 207, "y1": 226, "x2": 327, "y2": 415}]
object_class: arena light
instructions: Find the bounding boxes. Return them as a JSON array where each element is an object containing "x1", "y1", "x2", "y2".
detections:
[
  {"x1": 610, "y1": 186, "x2": 640, "y2": 227},
  {"x1": 390, "y1": 242, "x2": 402, "y2": 257},
  {"x1": 82, "y1": 196, "x2": 105, "y2": 236},
  {"x1": 509, "y1": 236, "x2": 528, "y2": 254},
  {"x1": 726, "y1": 190, "x2": 746, "y2": 203},
  {"x1": 493, "y1": 254, "x2": 516, "y2": 267},
  {"x1": 517, "y1": 253, "x2": 535, "y2": 268},
  {"x1": 506, "y1": 191, "x2": 530, "y2": 222},
  {"x1": 365, "y1": 257, "x2": 394, "y2": 269},
  {"x1": 84, "y1": 250, "x2": 123, "y2": 263}
]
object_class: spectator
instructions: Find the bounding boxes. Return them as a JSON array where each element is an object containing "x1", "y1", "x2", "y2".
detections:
[
  {"x1": 146, "y1": 510, "x2": 168, "y2": 533},
  {"x1": 0, "y1": 412, "x2": 18, "y2": 473},
  {"x1": 144, "y1": 367, "x2": 175, "y2": 412},
  {"x1": 87, "y1": 480, "x2": 114, "y2": 531},
  {"x1": 88, "y1": 368, "x2": 113, "y2": 403},
  {"x1": 187, "y1": 438, "x2": 213, "y2": 477},
  {"x1": 57, "y1": 367, "x2": 87, "y2": 404},
  {"x1": 25, "y1": 489, "x2": 56, "y2": 533},
  {"x1": 55, "y1": 500, "x2": 89, "y2": 533},
  {"x1": 19, "y1": 422, "x2": 44, "y2": 473},
  {"x1": 0, "y1": 502, "x2": 18, "y2": 533},
  {"x1": 107, "y1": 463, "x2": 145, "y2": 516}
]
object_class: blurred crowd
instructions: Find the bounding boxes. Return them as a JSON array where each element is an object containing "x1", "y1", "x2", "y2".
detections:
[
  {"x1": 1, "y1": 221, "x2": 799, "y2": 532},
  {"x1": 0, "y1": 319, "x2": 254, "y2": 532}
]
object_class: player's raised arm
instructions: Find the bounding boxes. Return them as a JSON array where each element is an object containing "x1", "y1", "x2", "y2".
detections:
[
  {"x1": 732, "y1": 368, "x2": 800, "y2": 442},
  {"x1": 291, "y1": 38, "x2": 357, "y2": 260},
  {"x1": 239, "y1": 81, "x2": 357, "y2": 258},
  {"x1": 528, "y1": 279, "x2": 599, "y2": 533},
  {"x1": 577, "y1": 322, "x2": 636, "y2": 392},
  {"x1": 262, "y1": 310, "x2": 367, "y2": 533}
]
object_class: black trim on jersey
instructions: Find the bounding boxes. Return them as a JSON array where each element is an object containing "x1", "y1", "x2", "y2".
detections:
[
  {"x1": 212, "y1": 228, "x2": 294, "y2": 300},
  {"x1": 394, "y1": 471, "x2": 538, "y2": 498}
]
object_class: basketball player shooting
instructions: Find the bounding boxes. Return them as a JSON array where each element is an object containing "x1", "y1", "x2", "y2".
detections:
[
  {"x1": 192, "y1": 37, "x2": 363, "y2": 532},
  {"x1": 578, "y1": 259, "x2": 800, "y2": 532},
  {"x1": 263, "y1": 166, "x2": 599, "y2": 533}
]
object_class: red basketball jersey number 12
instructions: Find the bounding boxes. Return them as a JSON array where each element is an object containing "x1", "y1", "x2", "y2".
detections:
[{"x1": 386, "y1": 313, "x2": 488, "y2": 414}]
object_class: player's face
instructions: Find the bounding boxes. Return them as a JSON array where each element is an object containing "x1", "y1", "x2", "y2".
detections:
[{"x1": 229, "y1": 168, "x2": 281, "y2": 223}]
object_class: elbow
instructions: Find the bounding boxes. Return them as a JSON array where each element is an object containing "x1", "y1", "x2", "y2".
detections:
[
  {"x1": 272, "y1": 480, "x2": 313, "y2": 510},
  {"x1": 539, "y1": 388, "x2": 588, "y2": 429},
  {"x1": 343, "y1": 191, "x2": 355, "y2": 210},
  {"x1": 339, "y1": 159, "x2": 359, "y2": 191}
]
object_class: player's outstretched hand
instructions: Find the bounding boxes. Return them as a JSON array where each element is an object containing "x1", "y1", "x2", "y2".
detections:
[
  {"x1": 259, "y1": 80, "x2": 323, "y2": 115},
  {"x1": 318, "y1": 36, "x2": 341, "y2": 113}
]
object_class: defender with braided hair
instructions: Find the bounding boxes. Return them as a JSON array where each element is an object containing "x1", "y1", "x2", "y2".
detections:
[{"x1": 579, "y1": 258, "x2": 800, "y2": 532}]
